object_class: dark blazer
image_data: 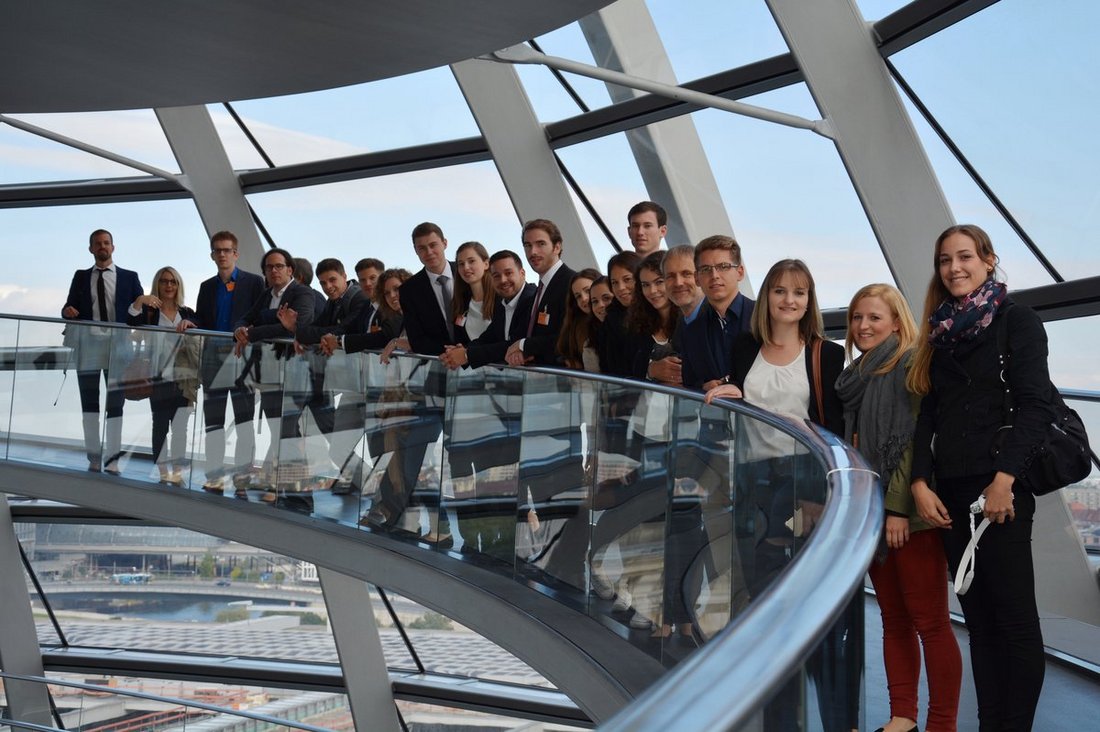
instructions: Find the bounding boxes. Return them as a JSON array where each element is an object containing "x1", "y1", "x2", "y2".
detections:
[
  {"x1": 523, "y1": 262, "x2": 576, "y2": 365},
  {"x1": 235, "y1": 281, "x2": 316, "y2": 341},
  {"x1": 190, "y1": 268, "x2": 267, "y2": 332},
  {"x1": 63, "y1": 265, "x2": 143, "y2": 323},
  {"x1": 911, "y1": 299, "x2": 1053, "y2": 483},
  {"x1": 729, "y1": 332, "x2": 845, "y2": 436},
  {"x1": 295, "y1": 283, "x2": 369, "y2": 345},
  {"x1": 681, "y1": 294, "x2": 756, "y2": 390},
  {"x1": 467, "y1": 283, "x2": 537, "y2": 369},
  {"x1": 345, "y1": 314, "x2": 403, "y2": 354},
  {"x1": 399, "y1": 264, "x2": 465, "y2": 356}
]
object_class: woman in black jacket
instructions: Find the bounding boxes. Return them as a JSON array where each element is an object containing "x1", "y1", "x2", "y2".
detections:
[
  {"x1": 909, "y1": 224, "x2": 1050, "y2": 730},
  {"x1": 705, "y1": 258, "x2": 855, "y2": 732},
  {"x1": 127, "y1": 266, "x2": 199, "y2": 485}
]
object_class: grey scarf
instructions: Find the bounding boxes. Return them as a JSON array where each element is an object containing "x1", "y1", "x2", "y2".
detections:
[{"x1": 834, "y1": 335, "x2": 914, "y2": 479}]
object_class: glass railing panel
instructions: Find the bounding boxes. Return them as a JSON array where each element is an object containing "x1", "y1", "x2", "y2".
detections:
[
  {"x1": 1059, "y1": 392, "x2": 1100, "y2": 552},
  {"x1": 661, "y1": 398, "x2": 737, "y2": 657},
  {"x1": 0, "y1": 317, "x2": 19, "y2": 457},
  {"x1": 358, "y1": 355, "x2": 447, "y2": 538},
  {"x1": 441, "y1": 365, "x2": 523, "y2": 564},
  {"x1": 1, "y1": 671, "x2": 349, "y2": 731},
  {"x1": 516, "y1": 370, "x2": 592, "y2": 598},
  {"x1": 189, "y1": 331, "x2": 256, "y2": 494},
  {"x1": 6, "y1": 317, "x2": 114, "y2": 474},
  {"x1": 585, "y1": 379, "x2": 672, "y2": 642}
]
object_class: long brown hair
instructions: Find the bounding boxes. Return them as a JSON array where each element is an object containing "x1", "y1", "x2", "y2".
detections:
[
  {"x1": 376, "y1": 268, "x2": 412, "y2": 322},
  {"x1": 628, "y1": 251, "x2": 676, "y2": 339},
  {"x1": 452, "y1": 241, "x2": 496, "y2": 324},
  {"x1": 557, "y1": 268, "x2": 602, "y2": 368},
  {"x1": 752, "y1": 259, "x2": 823, "y2": 346},
  {"x1": 907, "y1": 224, "x2": 999, "y2": 394}
]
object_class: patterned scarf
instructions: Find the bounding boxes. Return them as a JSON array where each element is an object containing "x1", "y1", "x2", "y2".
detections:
[{"x1": 928, "y1": 278, "x2": 1007, "y2": 349}]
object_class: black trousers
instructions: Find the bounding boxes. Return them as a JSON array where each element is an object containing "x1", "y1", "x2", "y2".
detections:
[{"x1": 940, "y1": 474, "x2": 1044, "y2": 732}]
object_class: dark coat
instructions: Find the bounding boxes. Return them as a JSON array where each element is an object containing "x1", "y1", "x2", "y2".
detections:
[
  {"x1": 64, "y1": 265, "x2": 143, "y2": 323},
  {"x1": 681, "y1": 294, "x2": 755, "y2": 390},
  {"x1": 235, "y1": 281, "x2": 316, "y2": 340},
  {"x1": 295, "y1": 283, "x2": 369, "y2": 345},
  {"x1": 911, "y1": 299, "x2": 1053, "y2": 482},
  {"x1": 398, "y1": 264, "x2": 465, "y2": 356},
  {"x1": 467, "y1": 283, "x2": 537, "y2": 369},
  {"x1": 190, "y1": 268, "x2": 267, "y2": 332},
  {"x1": 729, "y1": 332, "x2": 845, "y2": 435},
  {"x1": 522, "y1": 263, "x2": 576, "y2": 366},
  {"x1": 344, "y1": 314, "x2": 403, "y2": 354}
]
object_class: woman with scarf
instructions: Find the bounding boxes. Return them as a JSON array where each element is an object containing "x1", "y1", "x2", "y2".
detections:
[
  {"x1": 836, "y1": 284, "x2": 961, "y2": 732},
  {"x1": 909, "y1": 224, "x2": 1050, "y2": 730}
]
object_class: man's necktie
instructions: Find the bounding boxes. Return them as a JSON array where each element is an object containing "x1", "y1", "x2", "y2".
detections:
[
  {"x1": 526, "y1": 281, "x2": 545, "y2": 339},
  {"x1": 96, "y1": 268, "x2": 109, "y2": 322},
  {"x1": 437, "y1": 274, "x2": 454, "y2": 340}
]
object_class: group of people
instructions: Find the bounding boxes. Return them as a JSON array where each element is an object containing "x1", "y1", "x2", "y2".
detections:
[{"x1": 63, "y1": 205, "x2": 1051, "y2": 730}]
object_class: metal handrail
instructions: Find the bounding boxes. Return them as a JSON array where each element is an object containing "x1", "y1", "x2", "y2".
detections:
[
  {"x1": 600, "y1": 426, "x2": 881, "y2": 731},
  {"x1": 0, "y1": 671, "x2": 335, "y2": 732}
]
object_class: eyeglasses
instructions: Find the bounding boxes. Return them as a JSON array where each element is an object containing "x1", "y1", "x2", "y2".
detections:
[
  {"x1": 211, "y1": 247, "x2": 237, "y2": 256},
  {"x1": 697, "y1": 262, "x2": 740, "y2": 277},
  {"x1": 264, "y1": 262, "x2": 289, "y2": 271},
  {"x1": 159, "y1": 278, "x2": 178, "y2": 286}
]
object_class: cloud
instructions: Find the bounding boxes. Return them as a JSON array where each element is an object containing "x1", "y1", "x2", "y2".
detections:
[{"x1": 0, "y1": 285, "x2": 68, "y2": 318}]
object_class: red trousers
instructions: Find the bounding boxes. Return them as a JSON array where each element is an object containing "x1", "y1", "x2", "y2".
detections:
[{"x1": 868, "y1": 527, "x2": 962, "y2": 732}]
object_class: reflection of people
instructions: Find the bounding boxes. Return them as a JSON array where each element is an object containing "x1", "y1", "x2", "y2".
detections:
[
  {"x1": 910, "y1": 224, "x2": 1050, "y2": 731},
  {"x1": 178, "y1": 231, "x2": 265, "y2": 494},
  {"x1": 836, "y1": 284, "x2": 961, "y2": 732},
  {"x1": 705, "y1": 259, "x2": 854, "y2": 732},
  {"x1": 128, "y1": 267, "x2": 200, "y2": 485},
  {"x1": 62, "y1": 229, "x2": 144, "y2": 473}
]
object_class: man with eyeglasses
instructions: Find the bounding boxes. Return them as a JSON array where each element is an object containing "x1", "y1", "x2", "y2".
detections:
[
  {"x1": 62, "y1": 228, "x2": 144, "y2": 474},
  {"x1": 179, "y1": 231, "x2": 265, "y2": 493},
  {"x1": 232, "y1": 248, "x2": 316, "y2": 504},
  {"x1": 680, "y1": 235, "x2": 755, "y2": 391}
]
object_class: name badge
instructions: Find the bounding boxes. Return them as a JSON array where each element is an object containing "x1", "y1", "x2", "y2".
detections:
[
  {"x1": 455, "y1": 314, "x2": 467, "y2": 327},
  {"x1": 370, "y1": 324, "x2": 381, "y2": 333},
  {"x1": 537, "y1": 309, "x2": 550, "y2": 326}
]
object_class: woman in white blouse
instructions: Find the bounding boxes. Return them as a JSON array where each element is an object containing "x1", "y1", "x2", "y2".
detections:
[{"x1": 452, "y1": 241, "x2": 495, "y2": 341}]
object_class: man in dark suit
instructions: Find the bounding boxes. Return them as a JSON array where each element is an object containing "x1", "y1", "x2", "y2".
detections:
[
  {"x1": 354, "y1": 257, "x2": 385, "y2": 334},
  {"x1": 283, "y1": 258, "x2": 369, "y2": 493},
  {"x1": 505, "y1": 219, "x2": 576, "y2": 367},
  {"x1": 439, "y1": 250, "x2": 535, "y2": 370},
  {"x1": 679, "y1": 235, "x2": 755, "y2": 391},
  {"x1": 178, "y1": 231, "x2": 266, "y2": 493},
  {"x1": 365, "y1": 223, "x2": 461, "y2": 532},
  {"x1": 233, "y1": 248, "x2": 316, "y2": 498},
  {"x1": 62, "y1": 228, "x2": 144, "y2": 473}
]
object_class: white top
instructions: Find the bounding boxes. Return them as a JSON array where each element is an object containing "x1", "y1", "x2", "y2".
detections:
[
  {"x1": 464, "y1": 298, "x2": 490, "y2": 340},
  {"x1": 742, "y1": 347, "x2": 810, "y2": 460}
]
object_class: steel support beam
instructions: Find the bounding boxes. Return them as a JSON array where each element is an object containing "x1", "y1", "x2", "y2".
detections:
[
  {"x1": 578, "y1": 0, "x2": 739, "y2": 256},
  {"x1": 450, "y1": 59, "x2": 598, "y2": 271},
  {"x1": 318, "y1": 568, "x2": 402, "y2": 732},
  {"x1": 155, "y1": 106, "x2": 266, "y2": 269},
  {"x1": 0, "y1": 495, "x2": 52, "y2": 726},
  {"x1": 765, "y1": 0, "x2": 954, "y2": 303}
]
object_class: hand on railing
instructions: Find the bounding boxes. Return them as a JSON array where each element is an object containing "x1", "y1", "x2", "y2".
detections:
[
  {"x1": 318, "y1": 333, "x2": 339, "y2": 356},
  {"x1": 276, "y1": 304, "x2": 298, "y2": 333},
  {"x1": 380, "y1": 337, "x2": 409, "y2": 364},
  {"x1": 703, "y1": 382, "x2": 743, "y2": 403},
  {"x1": 440, "y1": 344, "x2": 468, "y2": 370}
]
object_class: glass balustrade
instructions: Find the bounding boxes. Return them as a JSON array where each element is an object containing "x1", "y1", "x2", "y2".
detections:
[
  {"x1": 2, "y1": 314, "x2": 871, "y2": 724},
  {"x1": 0, "y1": 671, "x2": 346, "y2": 731}
]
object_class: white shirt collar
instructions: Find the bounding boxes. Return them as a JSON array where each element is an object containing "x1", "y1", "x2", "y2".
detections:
[{"x1": 539, "y1": 258, "x2": 564, "y2": 288}]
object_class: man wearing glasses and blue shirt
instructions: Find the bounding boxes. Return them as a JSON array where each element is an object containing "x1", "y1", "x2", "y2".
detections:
[
  {"x1": 178, "y1": 231, "x2": 265, "y2": 493},
  {"x1": 679, "y1": 235, "x2": 755, "y2": 391}
]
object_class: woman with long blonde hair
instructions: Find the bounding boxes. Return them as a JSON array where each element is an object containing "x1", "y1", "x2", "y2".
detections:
[{"x1": 836, "y1": 283, "x2": 960, "y2": 732}]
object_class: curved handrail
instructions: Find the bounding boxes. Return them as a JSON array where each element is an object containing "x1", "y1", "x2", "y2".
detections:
[
  {"x1": 0, "y1": 670, "x2": 335, "y2": 731},
  {"x1": 0, "y1": 310, "x2": 875, "y2": 722},
  {"x1": 600, "y1": 425, "x2": 881, "y2": 731}
]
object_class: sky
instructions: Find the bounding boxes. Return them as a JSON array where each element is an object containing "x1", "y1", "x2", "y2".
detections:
[{"x1": 0, "y1": 0, "x2": 1096, "y2": 391}]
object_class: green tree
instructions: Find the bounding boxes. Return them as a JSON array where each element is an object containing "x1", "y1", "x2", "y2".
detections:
[
  {"x1": 198, "y1": 553, "x2": 216, "y2": 579},
  {"x1": 408, "y1": 611, "x2": 453, "y2": 631},
  {"x1": 215, "y1": 606, "x2": 250, "y2": 623}
]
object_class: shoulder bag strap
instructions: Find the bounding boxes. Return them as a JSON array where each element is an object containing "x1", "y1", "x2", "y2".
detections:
[{"x1": 812, "y1": 338, "x2": 824, "y2": 423}]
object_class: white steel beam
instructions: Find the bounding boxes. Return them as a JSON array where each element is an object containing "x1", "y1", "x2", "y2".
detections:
[
  {"x1": 451, "y1": 58, "x2": 599, "y2": 271},
  {"x1": 155, "y1": 106, "x2": 266, "y2": 270}
]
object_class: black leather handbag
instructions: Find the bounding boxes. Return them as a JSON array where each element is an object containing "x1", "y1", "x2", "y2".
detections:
[{"x1": 992, "y1": 305, "x2": 1094, "y2": 495}]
